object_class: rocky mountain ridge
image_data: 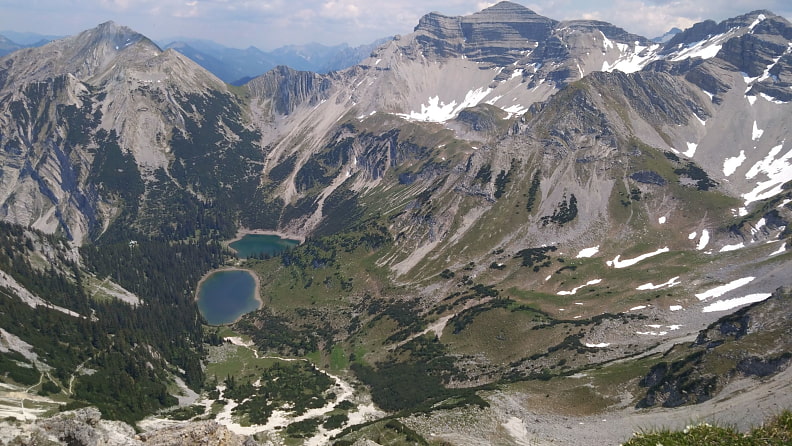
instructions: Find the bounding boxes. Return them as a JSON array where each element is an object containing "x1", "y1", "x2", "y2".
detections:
[{"x1": 2, "y1": 5, "x2": 790, "y2": 246}]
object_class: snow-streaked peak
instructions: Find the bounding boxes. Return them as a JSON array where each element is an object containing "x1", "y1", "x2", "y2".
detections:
[{"x1": 602, "y1": 42, "x2": 661, "y2": 73}]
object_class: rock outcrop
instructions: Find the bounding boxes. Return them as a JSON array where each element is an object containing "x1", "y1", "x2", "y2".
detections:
[{"x1": 0, "y1": 408, "x2": 258, "y2": 446}]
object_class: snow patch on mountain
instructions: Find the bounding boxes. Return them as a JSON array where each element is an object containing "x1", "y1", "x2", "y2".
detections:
[
  {"x1": 759, "y1": 92, "x2": 788, "y2": 104},
  {"x1": 702, "y1": 293, "x2": 772, "y2": 312},
  {"x1": 683, "y1": 142, "x2": 698, "y2": 157},
  {"x1": 749, "y1": 14, "x2": 767, "y2": 30},
  {"x1": 503, "y1": 104, "x2": 528, "y2": 117},
  {"x1": 398, "y1": 87, "x2": 492, "y2": 122},
  {"x1": 742, "y1": 141, "x2": 792, "y2": 204},
  {"x1": 576, "y1": 246, "x2": 600, "y2": 258},
  {"x1": 723, "y1": 150, "x2": 747, "y2": 176},
  {"x1": 770, "y1": 243, "x2": 787, "y2": 256},
  {"x1": 584, "y1": 342, "x2": 610, "y2": 348},
  {"x1": 697, "y1": 230, "x2": 710, "y2": 250},
  {"x1": 670, "y1": 36, "x2": 724, "y2": 62},
  {"x1": 695, "y1": 276, "x2": 755, "y2": 301},
  {"x1": 606, "y1": 247, "x2": 669, "y2": 268},
  {"x1": 557, "y1": 279, "x2": 602, "y2": 296},
  {"x1": 636, "y1": 276, "x2": 680, "y2": 290},
  {"x1": 752, "y1": 121, "x2": 764, "y2": 141},
  {"x1": 720, "y1": 242, "x2": 745, "y2": 252},
  {"x1": 602, "y1": 42, "x2": 661, "y2": 74},
  {"x1": 751, "y1": 218, "x2": 767, "y2": 235},
  {"x1": 601, "y1": 31, "x2": 614, "y2": 51}
]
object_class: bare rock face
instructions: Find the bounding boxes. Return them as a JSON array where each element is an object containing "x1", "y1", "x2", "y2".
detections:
[
  {"x1": 0, "y1": 408, "x2": 257, "y2": 446},
  {"x1": 0, "y1": 20, "x2": 239, "y2": 243},
  {"x1": 0, "y1": 3, "x2": 791, "y2": 255},
  {"x1": 413, "y1": 1, "x2": 557, "y2": 65},
  {"x1": 1, "y1": 408, "x2": 139, "y2": 446},
  {"x1": 246, "y1": 65, "x2": 333, "y2": 115},
  {"x1": 138, "y1": 421, "x2": 255, "y2": 446}
]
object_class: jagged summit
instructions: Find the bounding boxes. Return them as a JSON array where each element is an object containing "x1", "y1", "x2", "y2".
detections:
[
  {"x1": 64, "y1": 20, "x2": 156, "y2": 56},
  {"x1": 82, "y1": 21, "x2": 159, "y2": 49},
  {"x1": 471, "y1": 0, "x2": 542, "y2": 17},
  {"x1": 411, "y1": 1, "x2": 556, "y2": 64},
  {"x1": 0, "y1": 21, "x2": 165, "y2": 87},
  {"x1": 661, "y1": 9, "x2": 789, "y2": 55},
  {"x1": 558, "y1": 19, "x2": 650, "y2": 44}
]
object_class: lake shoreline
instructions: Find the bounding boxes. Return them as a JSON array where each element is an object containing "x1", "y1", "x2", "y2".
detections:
[
  {"x1": 225, "y1": 228, "x2": 305, "y2": 252},
  {"x1": 195, "y1": 267, "x2": 262, "y2": 325}
]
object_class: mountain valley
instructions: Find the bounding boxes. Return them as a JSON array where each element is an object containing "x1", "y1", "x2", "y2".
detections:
[{"x1": 0, "y1": 2, "x2": 791, "y2": 445}]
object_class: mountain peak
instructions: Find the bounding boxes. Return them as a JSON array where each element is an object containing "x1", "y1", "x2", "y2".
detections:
[
  {"x1": 477, "y1": 1, "x2": 538, "y2": 15},
  {"x1": 96, "y1": 20, "x2": 120, "y2": 30},
  {"x1": 411, "y1": 1, "x2": 556, "y2": 64},
  {"x1": 77, "y1": 21, "x2": 152, "y2": 51},
  {"x1": 0, "y1": 21, "x2": 166, "y2": 86}
]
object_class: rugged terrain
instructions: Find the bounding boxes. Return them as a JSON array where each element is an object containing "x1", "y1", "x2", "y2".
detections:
[
  {"x1": 0, "y1": 2, "x2": 790, "y2": 445},
  {"x1": 164, "y1": 38, "x2": 391, "y2": 85}
]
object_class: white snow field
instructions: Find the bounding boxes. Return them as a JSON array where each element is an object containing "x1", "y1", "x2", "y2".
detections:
[{"x1": 695, "y1": 277, "x2": 755, "y2": 301}]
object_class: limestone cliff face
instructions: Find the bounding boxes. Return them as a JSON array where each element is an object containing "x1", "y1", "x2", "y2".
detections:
[
  {"x1": 246, "y1": 65, "x2": 333, "y2": 116},
  {"x1": 1, "y1": 6, "x2": 791, "y2": 250},
  {"x1": 0, "y1": 408, "x2": 257, "y2": 446},
  {"x1": 0, "y1": 21, "x2": 251, "y2": 242},
  {"x1": 413, "y1": 2, "x2": 557, "y2": 65}
]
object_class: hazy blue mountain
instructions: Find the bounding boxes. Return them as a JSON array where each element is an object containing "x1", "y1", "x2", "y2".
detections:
[
  {"x1": 0, "y1": 30, "x2": 63, "y2": 46},
  {"x1": 652, "y1": 27, "x2": 683, "y2": 43},
  {"x1": 0, "y1": 35, "x2": 23, "y2": 57},
  {"x1": 161, "y1": 37, "x2": 390, "y2": 83}
]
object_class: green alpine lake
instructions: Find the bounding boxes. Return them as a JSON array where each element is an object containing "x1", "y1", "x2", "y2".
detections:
[
  {"x1": 228, "y1": 233, "x2": 300, "y2": 259},
  {"x1": 196, "y1": 269, "x2": 259, "y2": 325},
  {"x1": 198, "y1": 234, "x2": 299, "y2": 324}
]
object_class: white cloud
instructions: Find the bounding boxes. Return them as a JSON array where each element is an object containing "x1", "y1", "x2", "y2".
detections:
[
  {"x1": 537, "y1": 0, "x2": 791, "y2": 38},
  {"x1": 3, "y1": 0, "x2": 791, "y2": 50}
]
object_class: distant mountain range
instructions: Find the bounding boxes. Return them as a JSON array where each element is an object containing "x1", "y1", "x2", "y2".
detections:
[
  {"x1": 160, "y1": 37, "x2": 391, "y2": 84},
  {"x1": 0, "y1": 29, "x2": 387, "y2": 83}
]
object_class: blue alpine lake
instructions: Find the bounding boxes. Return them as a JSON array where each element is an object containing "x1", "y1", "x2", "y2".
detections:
[
  {"x1": 229, "y1": 234, "x2": 300, "y2": 259},
  {"x1": 196, "y1": 269, "x2": 259, "y2": 325}
]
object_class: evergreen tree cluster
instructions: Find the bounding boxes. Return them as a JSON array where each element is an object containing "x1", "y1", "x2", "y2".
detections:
[
  {"x1": 0, "y1": 222, "x2": 222, "y2": 423},
  {"x1": 540, "y1": 194, "x2": 578, "y2": 226},
  {"x1": 525, "y1": 170, "x2": 541, "y2": 212}
]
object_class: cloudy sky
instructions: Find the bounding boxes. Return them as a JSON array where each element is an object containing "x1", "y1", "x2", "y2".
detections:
[{"x1": 2, "y1": 0, "x2": 791, "y2": 49}]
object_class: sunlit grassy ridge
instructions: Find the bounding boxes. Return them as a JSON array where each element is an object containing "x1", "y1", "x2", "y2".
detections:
[{"x1": 623, "y1": 411, "x2": 792, "y2": 446}]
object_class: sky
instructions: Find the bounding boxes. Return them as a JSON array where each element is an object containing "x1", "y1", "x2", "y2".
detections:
[{"x1": 2, "y1": 0, "x2": 791, "y2": 50}]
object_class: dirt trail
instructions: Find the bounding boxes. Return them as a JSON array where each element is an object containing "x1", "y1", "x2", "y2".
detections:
[{"x1": 68, "y1": 361, "x2": 88, "y2": 395}]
